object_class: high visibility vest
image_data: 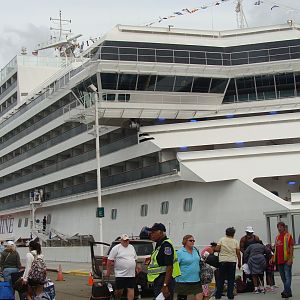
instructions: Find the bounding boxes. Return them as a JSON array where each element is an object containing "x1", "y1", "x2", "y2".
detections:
[
  {"x1": 274, "y1": 232, "x2": 292, "y2": 262},
  {"x1": 147, "y1": 238, "x2": 181, "y2": 282}
]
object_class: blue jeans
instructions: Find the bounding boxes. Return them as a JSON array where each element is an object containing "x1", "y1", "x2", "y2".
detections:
[
  {"x1": 3, "y1": 267, "x2": 19, "y2": 284},
  {"x1": 278, "y1": 263, "x2": 292, "y2": 295},
  {"x1": 215, "y1": 262, "x2": 236, "y2": 300}
]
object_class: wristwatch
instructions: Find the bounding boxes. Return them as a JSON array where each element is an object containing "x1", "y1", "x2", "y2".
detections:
[{"x1": 163, "y1": 283, "x2": 168, "y2": 287}]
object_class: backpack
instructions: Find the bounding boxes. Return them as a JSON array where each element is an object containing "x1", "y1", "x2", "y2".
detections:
[{"x1": 28, "y1": 256, "x2": 47, "y2": 284}]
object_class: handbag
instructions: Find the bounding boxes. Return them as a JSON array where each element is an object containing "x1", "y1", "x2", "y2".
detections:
[
  {"x1": 200, "y1": 260, "x2": 214, "y2": 285},
  {"x1": 0, "y1": 281, "x2": 14, "y2": 300}
]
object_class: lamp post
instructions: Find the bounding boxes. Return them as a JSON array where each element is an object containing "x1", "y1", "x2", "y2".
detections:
[{"x1": 88, "y1": 85, "x2": 103, "y2": 254}]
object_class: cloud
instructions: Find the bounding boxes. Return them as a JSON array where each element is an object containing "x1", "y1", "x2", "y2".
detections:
[{"x1": 0, "y1": 24, "x2": 49, "y2": 67}]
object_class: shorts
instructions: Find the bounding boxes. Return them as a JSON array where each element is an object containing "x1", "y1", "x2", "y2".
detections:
[
  {"x1": 175, "y1": 282, "x2": 203, "y2": 295},
  {"x1": 115, "y1": 277, "x2": 136, "y2": 290}
]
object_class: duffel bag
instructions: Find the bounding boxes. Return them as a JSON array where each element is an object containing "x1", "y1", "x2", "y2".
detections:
[
  {"x1": 0, "y1": 281, "x2": 14, "y2": 300},
  {"x1": 91, "y1": 282, "x2": 112, "y2": 299}
]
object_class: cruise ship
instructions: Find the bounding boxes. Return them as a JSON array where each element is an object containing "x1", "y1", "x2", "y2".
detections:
[{"x1": 0, "y1": 22, "x2": 300, "y2": 266}]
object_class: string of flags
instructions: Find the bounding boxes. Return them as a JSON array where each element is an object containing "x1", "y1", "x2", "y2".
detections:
[{"x1": 145, "y1": 0, "x2": 300, "y2": 27}]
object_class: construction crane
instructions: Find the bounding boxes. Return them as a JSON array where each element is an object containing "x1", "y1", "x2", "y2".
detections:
[{"x1": 235, "y1": 0, "x2": 248, "y2": 29}]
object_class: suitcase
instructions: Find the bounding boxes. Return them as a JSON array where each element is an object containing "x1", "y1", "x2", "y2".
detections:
[
  {"x1": 0, "y1": 281, "x2": 14, "y2": 300},
  {"x1": 91, "y1": 282, "x2": 112, "y2": 300}
]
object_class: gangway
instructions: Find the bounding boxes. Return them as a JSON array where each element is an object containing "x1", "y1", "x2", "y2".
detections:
[{"x1": 50, "y1": 228, "x2": 71, "y2": 242}]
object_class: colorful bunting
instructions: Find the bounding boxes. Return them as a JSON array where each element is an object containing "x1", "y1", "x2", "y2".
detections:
[{"x1": 145, "y1": 0, "x2": 299, "y2": 27}]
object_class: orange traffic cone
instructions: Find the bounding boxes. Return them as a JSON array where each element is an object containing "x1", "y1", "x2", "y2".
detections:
[
  {"x1": 56, "y1": 264, "x2": 64, "y2": 281},
  {"x1": 88, "y1": 271, "x2": 94, "y2": 286}
]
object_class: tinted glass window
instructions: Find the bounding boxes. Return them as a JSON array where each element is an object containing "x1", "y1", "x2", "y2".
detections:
[
  {"x1": 206, "y1": 52, "x2": 222, "y2": 65},
  {"x1": 156, "y1": 49, "x2": 173, "y2": 63},
  {"x1": 192, "y1": 77, "x2": 211, "y2": 93},
  {"x1": 137, "y1": 75, "x2": 156, "y2": 91},
  {"x1": 160, "y1": 201, "x2": 169, "y2": 214},
  {"x1": 231, "y1": 51, "x2": 248, "y2": 65},
  {"x1": 101, "y1": 46, "x2": 118, "y2": 60},
  {"x1": 140, "y1": 204, "x2": 148, "y2": 217},
  {"x1": 236, "y1": 77, "x2": 256, "y2": 102},
  {"x1": 101, "y1": 73, "x2": 118, "y2": 90},
  {"x1": 275, "y1": 73, "x2": 295, "y2": 98},
  {"x1": 174, "y1": 50, "x2": 190, "y2": 64},
  {"x1": 111, "y1": 209, "x2": 117, "y2": 220},
  {"x1": 138, "y1": 48, "x2": 156, "y2": 62},
  {"x1": 119, "y1": 47, "x2": 137, "y2": 61},
  {"x1": 183, "y1": 198, "x2": 193, "y2": 212},
  {"x1": 190, "y1": 51, "x2": 206, "y2": 65},
  {"x1": 174, "y1": 76, "x2": 193, "y2": 92},
  {"x1": 223, "y1": 79, "x2": 237, "y2": 103},
  {"x1": 118, "y1": 74, "x2": 137, "y2": 90},
  {"x1": 255, "y1": 75, "x2": 276, "y2": 100},
  {"x1": 155, "y1": 76, "x2": 175, "y2": 92},
  {"x1": 210, "y1": 78, "x2": 228, "y2": 93},
  {"x1": 295, "y1": 73, "x2": 300, "y2": 95}
]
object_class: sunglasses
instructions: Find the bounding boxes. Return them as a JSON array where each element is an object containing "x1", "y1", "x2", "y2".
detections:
[{"x1": 188, "y1": 239, "x2": 195, "y2": 242}]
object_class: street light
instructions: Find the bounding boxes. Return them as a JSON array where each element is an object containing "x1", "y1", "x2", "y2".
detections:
[{"x1": 87, "y1": 84, "x2": 103, "y2": 254}]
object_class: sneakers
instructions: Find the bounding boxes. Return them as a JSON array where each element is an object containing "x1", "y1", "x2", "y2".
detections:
[
  {"x1": 253, "y1": 289, "x2": 260, "y2": 294},
  {"x1": 281, "y1": 291, "x2": 293, "y2": 298}
]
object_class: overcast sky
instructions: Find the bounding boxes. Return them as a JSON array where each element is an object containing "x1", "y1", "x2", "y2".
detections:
[{"x1": 1, "y1": 0, "x2": 300, "y2": 68}]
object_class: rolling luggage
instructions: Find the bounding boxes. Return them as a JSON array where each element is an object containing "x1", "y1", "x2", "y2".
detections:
[
  {"x1": 0, "y1": 281, "x2": 14, "y2": 300},
  {"x1": 91, "y1": 281, "x2": 112, "y2": 300}
]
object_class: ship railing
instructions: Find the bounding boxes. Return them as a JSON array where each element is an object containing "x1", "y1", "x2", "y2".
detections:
[
  {"x1": 0, "y1": 81, "x2": 17, "y2": 102},
  {"x1": 84, "y1": 43, "x2": 300, "y2": 67}
]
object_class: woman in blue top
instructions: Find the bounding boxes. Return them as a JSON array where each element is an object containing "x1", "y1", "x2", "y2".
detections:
[{"x1": 175, "y1": 235, "x2": 203, "y2": 300}]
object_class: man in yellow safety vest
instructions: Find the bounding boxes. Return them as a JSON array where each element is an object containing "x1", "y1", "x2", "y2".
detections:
[{"x1": 146, "y1": 223, "x2": 180, "y2": 300}]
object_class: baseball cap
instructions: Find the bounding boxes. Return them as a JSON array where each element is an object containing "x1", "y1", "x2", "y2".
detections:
[
  {"x1": 245, "y1": 226, "x2": 254, "y2": 233},
  {"x1": 6, "y1": 241, "x2": 15, "y2": 246},
  {"x1": 120, "y1": 234, "x2": 130, "y2": 240},
  {"x1": 146, "y1": 223, "x2": 166, "y2": 232}
]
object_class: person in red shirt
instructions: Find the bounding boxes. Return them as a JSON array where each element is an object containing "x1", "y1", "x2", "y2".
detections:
[{"x1": 272, "y1": 222, "x2": 294, "y2": 298}]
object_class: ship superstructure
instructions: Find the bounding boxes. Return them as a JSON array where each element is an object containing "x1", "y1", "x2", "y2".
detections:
[{"x1": 0, "y1": 23, "x2": 300, "y2": 263}]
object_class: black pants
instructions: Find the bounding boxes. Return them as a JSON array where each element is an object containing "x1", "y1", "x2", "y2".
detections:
[
  {"x1": 153, "y1": 274, "x2": 175, "y2": 300},
  {"x1": 215, "y1": 262, "x2": 236, "y2": 300}
]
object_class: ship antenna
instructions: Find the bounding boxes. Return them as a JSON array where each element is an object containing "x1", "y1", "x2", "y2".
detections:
[
  {"x1": 50, "y1": 10, "x2": 72, "y2": 41},
  {"x1": 235, "y1": 0, "x2": 248, "y2": 29}
]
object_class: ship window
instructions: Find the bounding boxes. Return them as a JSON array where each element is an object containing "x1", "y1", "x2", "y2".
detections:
[
  {"x1": 190, "y1": 51, "x2": 206, "y2": 65},
  {"x1": 206, "y1": 52, "x2": 222, "y2": 65},
  {"x1": 160, "y1": 201, "x2": 169, "y2": 215},
  {"x1": 111, "y1": 209, "x2": 117, "y2": 220},
  {"x1": 295, "y1": 73, "x2": 300, "y2": 95},
  {"x1": 140, "y1": 204, "x2": 148, "y2": 217},
  {"x1": 236, "y1": 77, "x2": 256, "y2": 102},
  {"x1": 210, "y1": 78, "x2": 228, "y2": 93},
  {"x1": 249, "y1": 49, "x2": 269, "y2": 64},
  {"x1": 117, "y1": 74, "x2": 137, "y2": 90},
  {"x1": 292, "y1": 214, "x2": 300, "y2": 245},
  {"x1": 155, "y1": 76, "x2": 175, "y2": 92},
  {"x1": 119, "y1": 47, "x2": 137, "y2": 62},
  {"x1": 156, "y1": 49, "x2": 174, "y2": 63},
  {"x1": 100, "y1": 46, "x2": 119, "y2": 60},
  {"x1": 174, "y1": 76, "x2": 193, "y2": 92},
  {"x1": 101, "y1": 73, "x2": 118, "y2": 90},
  {"x1": 192, "y1": 77, "x2": 211, "y2": 93},
  {"x1": 269, "y1": 47, "x2": 290, "y2": 62},
  {"x1": 137, "y1": 75, "x2": 156, "y2": 91},
  {"x1": 231, "y1": 51, "x2": 249, "y2": 65},
  {"x1": 183, "y1": 198, "x2": 193, "y2": 212},
  {"x1": 138, "y1": 48, "x2": 156, "y2": 62},
  {"x1": 47, "y1": 214, "x2": 51, "y2": 224},
  {"x1": 24, "y1": 218, "x2": 28, "y2": 227},
  {"x1": 255, "y1": 74, "x2": 276, "y2": 100},
  {"x1": 18, "y1": 218, "x2": 22, "y2": 228},
  {"x1": 275, "y1": 73, "x2": 295, "y2": 99},
  {"x1": 174, "y1": 50, "x2": 190, "y2": 64}
]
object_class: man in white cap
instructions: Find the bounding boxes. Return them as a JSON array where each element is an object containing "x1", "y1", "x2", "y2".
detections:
[
  {"x1": 106, "y1": 234, "x2": 137, "y2": 300},
  {"x1": 240, "y1": 226, "x2": 260, "y2": 254}
]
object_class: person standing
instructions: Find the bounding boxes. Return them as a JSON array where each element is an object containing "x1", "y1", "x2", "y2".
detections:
[
  {"x1": 106, "y1": 234, "x2": 137, "y2": 300},
  {"x1": 215, "y1": 227, "x2": 241, "y2": 300},
  {"x1": 239, "y1": 226, "x2": 260, "y2": 254},
  {"x1": 0, "y1": 241, "x2": 22, "y2": 284},
  {"x1": 42, "y1": 216, "x2": 47, "y2": 232},
  {"x1": 0, "y1": 241, "x2": 4, "y2": 254},
  {"x1": 175, "y1": 235, "x2": 203, "y2": 300},
  {"x1": 146, "y1": 223, "x2": 181, "y2": 300},
  {"x1": 272, "y1": 222, "x2": 294, "y2": 298}
]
